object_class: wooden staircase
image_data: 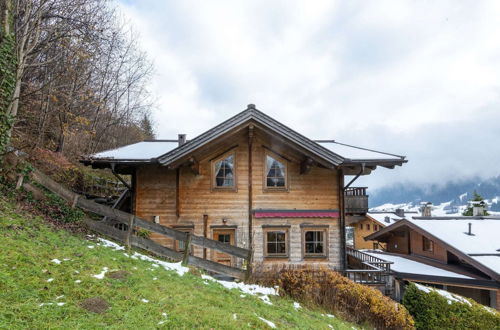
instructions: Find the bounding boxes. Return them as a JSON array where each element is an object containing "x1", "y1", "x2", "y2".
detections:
[{"x1": 345, "y1": 247, "x2": 394, "y2": 295}]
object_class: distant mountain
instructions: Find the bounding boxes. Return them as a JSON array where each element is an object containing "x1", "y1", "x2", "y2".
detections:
[{"x1": 369, "y1": 175, "x2": 500, "y2": 214}]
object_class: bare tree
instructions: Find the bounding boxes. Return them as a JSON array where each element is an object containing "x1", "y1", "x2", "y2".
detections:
[{"x1": 8, "y1": 0, "x2": 155, "y2": 158}]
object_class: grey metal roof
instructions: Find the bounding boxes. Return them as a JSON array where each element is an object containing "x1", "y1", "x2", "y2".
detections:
[
  {"x1": 157, "y1": 105, "x2": 347, "y2": 167},
  {"x1": 82, "y1": 104, "x2": 407, "y2": 170}
]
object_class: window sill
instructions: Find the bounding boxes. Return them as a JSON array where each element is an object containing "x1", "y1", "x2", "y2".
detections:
[
  {"x1": 264, "y1": 255, "x2": 289, "y2": 259},
  {"x1": 303, "y1": 255, "x2": 328, "y2": 259},
  {"x1": 263, "y1": 188, "x2": 289, "y2": 193}
]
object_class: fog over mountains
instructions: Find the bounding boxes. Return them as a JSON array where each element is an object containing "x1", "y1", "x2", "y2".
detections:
[{"x1": 369, "y1": 175, "x2": 500, "y2": 213}]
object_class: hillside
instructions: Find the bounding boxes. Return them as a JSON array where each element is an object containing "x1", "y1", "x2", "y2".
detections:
[
  {"x1": 0, "y1": 195, "x2": 356, "y2": 329},
  {"x1": 370, "y1": 175, "x2": 500, "y2": 214}
]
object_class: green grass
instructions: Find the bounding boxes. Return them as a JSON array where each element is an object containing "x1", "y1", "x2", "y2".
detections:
[{"x1": 0, "y1": 196, "x2": 359, "y2": 329}]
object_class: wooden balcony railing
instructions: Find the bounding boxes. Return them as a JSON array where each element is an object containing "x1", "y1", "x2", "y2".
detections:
[
  {"x1": 344, "y1": 187, "x2": 368, "y2": 214},
  {"x1": 346, "y1": 247, "x2": 393, "y2": 272}
]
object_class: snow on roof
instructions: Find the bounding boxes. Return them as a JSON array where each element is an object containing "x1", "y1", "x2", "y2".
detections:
[
  {"x1": 470, "y1": 256, "x2": 500, "y2": 275},
  {"x1": 317, "y1": 141, "x2": 404, "y2": 161},
  {"x1": 407, "y1": 218, "x2": 500, "y2": 255},
  {"x1": 367, "y1": 212, "x2": 405, "y2": 226},
  {"x1": 90, "y1": 141, "x2": 178, "y2": 161},
  {"x1": 361, "y1": 250, "x2": 472, "y2": 279}
]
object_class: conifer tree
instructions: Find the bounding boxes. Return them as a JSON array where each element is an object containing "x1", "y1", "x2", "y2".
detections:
[{"x1": 462, "y1": 191, "x2": 489, "y2": 216}]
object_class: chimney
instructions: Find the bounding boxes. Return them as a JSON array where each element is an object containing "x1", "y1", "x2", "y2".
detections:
[
  {"x1": 178, "y1": 134, "x2": 186, "y2": 146},
  {"x1": 384, "y1": 216, "x2": 391, "y2": 223},
  {"x1": 421, "y1": 202, "x2": 432, "y2": 217},
  {"x1": 395, "y1": 208, "x2": 405, "y2": 217},
  {"x1": 472, "y1": 202, "x2": 485, "y2": 216},
  {"x1": 466, "y1": 222, "x2": 474, "y2": 236}
]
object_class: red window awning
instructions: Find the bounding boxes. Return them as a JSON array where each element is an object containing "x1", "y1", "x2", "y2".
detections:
[{"x1": 254, "y1": 209, "x2": 339, "y2": 218}]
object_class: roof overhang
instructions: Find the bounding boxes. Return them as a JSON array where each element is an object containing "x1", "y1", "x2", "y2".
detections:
[
  {"x1": 157, "y1": 108, "x2": 345, "y2": 168},
  {"x1": 80, "y1": 105, "x2": 408, "y2": 174},
  {"x1": 364, "y1": 220, "x2": 500, "y2": 281},
  {"x1": 395, "y1": 272, "x2": 500, "y2": 289}
]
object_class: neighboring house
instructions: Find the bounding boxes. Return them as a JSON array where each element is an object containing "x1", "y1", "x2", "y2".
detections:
[
  {"x1": 364, "y1": 216, "x2": 500, "y2": 310},
  {"x1": 348, "y1": 210, "x2": 406, "y2": 249},
  {"x1": 81, "y1": 105, "x2": 406, "y2": 272}
]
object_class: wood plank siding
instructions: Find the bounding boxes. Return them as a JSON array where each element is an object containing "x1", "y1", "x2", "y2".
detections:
[{"x1": 133, "y1": 128, "x2": 342, "y2": 270}]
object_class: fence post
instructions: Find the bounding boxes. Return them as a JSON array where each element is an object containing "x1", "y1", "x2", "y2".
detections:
[
  {"x1": 244, "y1": 249, "x2": 253, "y2": 282},
  {"x1": 15, "y1": 175, "x2": 24, "y2": 190},
  {"x1": 182, "y1": 233, "x2": 192, "y2": 266},
  {"x1": 71, "y1": 194, "x2": 79, "y2": 208},
  {"x1": 125, "y1": 214, "x2": 135, "y2": 250}
]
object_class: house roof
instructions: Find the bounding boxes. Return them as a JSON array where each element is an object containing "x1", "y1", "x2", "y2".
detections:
[
  {"x1": 364, "y1": 216, "x2": 500, "y2": 281},
  {"x1": 90, "y1": 140, "x2": 178, "y2": 162},
  {"x1": 366, "y1": 212, "x2": 405, "y2": 226},
  {"x1": 317, "y1": 141, "x2": 404, "y2": 163},
  {"x1": 360, "y1": 250, "x2": 472, "y2": 279},
  {"x1": 82, "y1": 105, "x2": 407, "y2": 170}
]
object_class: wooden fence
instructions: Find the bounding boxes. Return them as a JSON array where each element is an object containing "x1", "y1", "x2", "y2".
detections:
[{"x1": 6, "y1": 155, "x2": 252, "y2": 280}]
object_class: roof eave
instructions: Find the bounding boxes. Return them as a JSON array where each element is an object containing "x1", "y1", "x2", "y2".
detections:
[{"x1": 156, "y1": 108, "x2": 345, "y2": 168}]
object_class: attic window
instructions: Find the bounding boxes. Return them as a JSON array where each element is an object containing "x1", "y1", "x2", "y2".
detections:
[
  {"x1": 422, "y1": 236, "x2": 434, "y2": 252},
  {"x1": 265, "y1": 153, "x2": 287, "y2": 190},
  {"x1": 212, "y1": 153, "x2": 235, "y2": 189}
]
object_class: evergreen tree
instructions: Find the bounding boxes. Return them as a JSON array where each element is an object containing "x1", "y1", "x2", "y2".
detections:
[
  {"x1": 140, "y1": 114, "x2": 155, "y2": 140},
  {"x1": 462, "y1": 191, "x2": 489, "y2": 216}
]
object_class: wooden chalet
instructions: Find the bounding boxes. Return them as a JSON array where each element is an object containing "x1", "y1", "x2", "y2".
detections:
[
  {"x1": 348, "y1": 209, "x2": 418, "y2": 250},
  {"x1": 364, "y1": 216, "x2": 500, "y2": 310},
  {"x1": 81, "y1": 105, "x2": 406, "y2": 273}
]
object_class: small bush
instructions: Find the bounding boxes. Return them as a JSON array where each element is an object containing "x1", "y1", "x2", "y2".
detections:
[
  {"x1": 34, "y1": 187, "x2": 84, "y2": 223},
  {"x1": 403, "y1": 282, "x2": 500, "y2": 330},
  {"x1": 256, "y1": 265, "x2": 415, "y2": 329}
]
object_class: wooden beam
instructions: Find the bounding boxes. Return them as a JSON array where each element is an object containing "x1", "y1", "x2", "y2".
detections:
[{"x1": 300, "y1": 157, "x2": 315, "y2": 175}]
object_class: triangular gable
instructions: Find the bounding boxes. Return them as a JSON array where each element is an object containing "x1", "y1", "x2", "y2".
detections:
[{"x1": 157, "y1": 105, "x2": 345, "y2": 168}]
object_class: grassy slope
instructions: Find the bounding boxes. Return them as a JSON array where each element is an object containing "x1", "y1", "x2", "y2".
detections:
[{"x1": 0, "y1": 196, "x2": 358, "y2": 329}]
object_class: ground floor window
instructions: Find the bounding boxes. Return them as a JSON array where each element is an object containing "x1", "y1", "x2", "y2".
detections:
[
  {"x1": 302, "y1": 227, "x2": 327, "y2": 257},
  {"x1": 174, "y1": 228, "x2": 194, "y2": 253},
  {"x1": 263, "y1": 228, "x2": 289, "y2": 257}
]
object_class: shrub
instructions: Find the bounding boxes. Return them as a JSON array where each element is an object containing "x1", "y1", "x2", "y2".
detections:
[
  {"x1": 34, "y1": 187, "x2": 84, "y2": 223},
  {"x1": 403, "y1": 282, "x2": 500, "y2": 330},
  {"x1": 255, "y1": 265, "x2": 414, "y2": 329}
]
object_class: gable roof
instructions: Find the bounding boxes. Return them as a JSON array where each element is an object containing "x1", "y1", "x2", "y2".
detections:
[
  {"x1": 83, "y1": 105, "x2": 407, "y2": 170},
  {"x1": 365, "y1": 216, "x2": 500, "y2": 281},
  {"x1": 366, "y1": 212, "x2": 405, "y2": 226},
  {"x1": 90, "y1": 140, "x2": 178, "y2": 162}
]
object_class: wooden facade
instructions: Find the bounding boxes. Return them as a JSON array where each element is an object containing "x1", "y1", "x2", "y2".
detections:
[
  {"x1": 365, "y1": 220, "x2": 500, "y2": 310},
  {"x1": 351, "y1": 217, "x2": 384, "y2": 250},
  {"x1": 133, "y1": 129, "x2": 342, "y2": 269},
  {"x1": 82, "y1": 106, "x2": 407, "y2": 274}
]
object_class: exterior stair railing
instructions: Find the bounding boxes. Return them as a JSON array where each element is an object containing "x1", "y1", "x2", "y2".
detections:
[{"x1": 344, "y1": 247, "x2": 394, "y2": 294}]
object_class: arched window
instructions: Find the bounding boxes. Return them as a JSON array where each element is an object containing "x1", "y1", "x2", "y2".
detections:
[
  {"x1": 213, "y1": 153, "x2": 235, "y2": 188},
  {"x1": 265, "y1": 154, "x2": 287, "y2": 189}
]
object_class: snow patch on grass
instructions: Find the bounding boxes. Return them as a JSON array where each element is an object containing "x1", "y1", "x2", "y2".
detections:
[
  {"x1": 258, "y1": 316, "x2": 276, "y2": 328},
  {"x1": 98, "y1": 238, "x2": 125, "y2": 251},
  {"x1": 92, "y1": 267, "x2": 109, "y2": 280},
  {"x1": 201, "y1": 274, "x2": 277, "y2": 305}
]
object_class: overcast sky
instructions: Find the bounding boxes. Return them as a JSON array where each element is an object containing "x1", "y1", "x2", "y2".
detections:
[{"x1": 117, "y1": 1, "x2": 500, "y2": 190}]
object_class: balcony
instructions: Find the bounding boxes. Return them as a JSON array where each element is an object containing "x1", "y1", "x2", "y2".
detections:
[{"x1": 344, "y1": 187, "x2": 368, "y2": 214}]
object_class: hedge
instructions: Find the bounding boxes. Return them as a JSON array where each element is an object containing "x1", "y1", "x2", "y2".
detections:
[
  {"x1": 402, "y1": 282, "x2": 500, "y2": 330},
  {"x1": 255, "y1": 266, "x2": 415, "y2": 329}
]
